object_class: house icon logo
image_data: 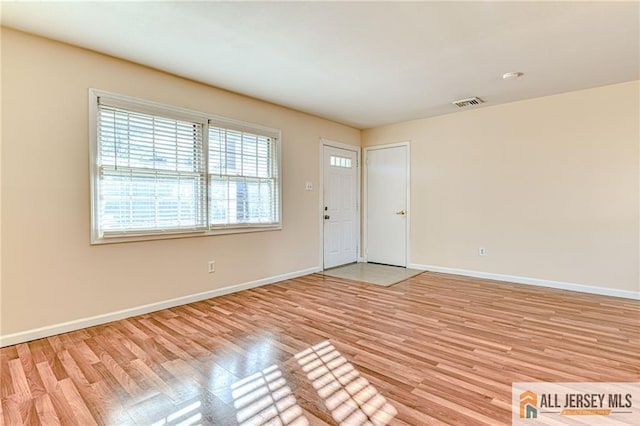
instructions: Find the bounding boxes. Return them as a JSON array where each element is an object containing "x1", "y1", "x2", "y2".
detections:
[{"x1": 520, "y1": 390, "x2": 538, "y2": 419}]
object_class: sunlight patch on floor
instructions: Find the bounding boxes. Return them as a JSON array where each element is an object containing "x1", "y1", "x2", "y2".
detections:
[
  {"x1": 232, "y1": 364, "x2": 308, "y2": 426},
  {"x1": 295, "y1": 340, "x2": 397, "y2": 425},
  {"x1": 149, "y1": 400, "x2": 202, "y2": 426}
]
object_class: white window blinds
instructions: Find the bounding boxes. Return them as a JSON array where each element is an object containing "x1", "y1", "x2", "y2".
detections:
[
  {"x1": 97, "y1": 101, "x2": 207, "y2": 235},
  {"x1": 208, "y1": 126, "x2": 279, "y2": 227},
  {"x1": 91, "y1": 90, "x2": 282, "y2": 243}
]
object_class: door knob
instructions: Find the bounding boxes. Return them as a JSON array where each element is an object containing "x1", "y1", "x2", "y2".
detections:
[
  {"x1": 324, "y1": 215, "x2": 330, "y2": 220},
  {"x1": 395, "y1": 210, "x2": 406, "y2": 215}
]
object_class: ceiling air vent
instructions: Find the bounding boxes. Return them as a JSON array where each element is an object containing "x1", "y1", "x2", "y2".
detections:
[{"x1": 451, "y1": 97, "x2": 484, "y2": 108}]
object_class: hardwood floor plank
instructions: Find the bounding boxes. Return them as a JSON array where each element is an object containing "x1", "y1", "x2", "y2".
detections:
[
  {"x1": 89, "y1": 349, "x2": 144, "y2": 400},
  {"x1": 57, "y1": 379, "x2": 97, "y2": 426},
  {"x1": 35, "y1": 362, "x2": 59, "y2": 395},
  {"x1": 410, "y1": 386, "x2": 504, "y2": 426},
  {"x1": 90, "y1": 379, "x2": 135, "y2": 426},
  {"x1": 1, "y1": 397, "x2": 22, "y2": 425},
  {"x1": 46, "y1": 353, "x2": 68, "y2": 384},
  {"x1": 126, "y1": 359, "x2": 177, "y2": 401},
  {"x1": 7, "y1": 359, "x2": 32, "y2": 403},
  {"x1": 47, "y1": 386, "x2": 78, "y2": 426},
  {"x1": 33, "y1": 394, "x2": 60, "y2": 426},
  {"x1": 0, "y1": 351, "x2": 15, "y2": 400},
  {"x1": 1, "y1": 271, "x2": 638, "y2": 425},
  {"x1": 26, "y1": 340, "x2": 55, "y2": 368}
]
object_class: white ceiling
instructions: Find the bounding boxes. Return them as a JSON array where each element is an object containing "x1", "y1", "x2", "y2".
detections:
[{"x1": 2, "y1": 1, "x2": 638, "y2": 129}]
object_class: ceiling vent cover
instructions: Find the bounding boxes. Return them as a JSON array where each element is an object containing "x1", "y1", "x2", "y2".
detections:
[{"x1": 452, "y1": 97, "x2": 485, "y2": 108}]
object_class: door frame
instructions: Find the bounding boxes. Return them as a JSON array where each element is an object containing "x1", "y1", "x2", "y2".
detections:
[
  {"x1": 363, "y1": 141, "x2": 411, "y2": 266},
  {"x1": 319, "y1": 138, "x2": 361, "y2": 270}
]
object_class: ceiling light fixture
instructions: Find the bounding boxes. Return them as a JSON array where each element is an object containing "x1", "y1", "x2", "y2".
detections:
[{"x1": 502, "y1": 72, "x2": 523, "y2": 80}]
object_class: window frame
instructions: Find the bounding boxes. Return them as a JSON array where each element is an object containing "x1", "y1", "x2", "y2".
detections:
[{"x1": 89, "y1": 89, "x2": 282, "y2": 244}]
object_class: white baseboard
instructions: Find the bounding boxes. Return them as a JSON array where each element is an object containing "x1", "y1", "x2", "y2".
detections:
[
  {"x1": 0, "y1": 266, "x2": 321, "y2": 348},
  {"x1": 408, "y1": 263, "x2": 639, "y2": 300}
]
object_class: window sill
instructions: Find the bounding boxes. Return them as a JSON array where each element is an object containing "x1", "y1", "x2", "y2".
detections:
[{"x1": 91, "y1": 224, "x2": 283, "y2": 245}]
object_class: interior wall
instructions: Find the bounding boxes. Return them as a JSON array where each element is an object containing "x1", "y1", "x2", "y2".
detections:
[
  {"x1": 0, "y1": 28, "x2": 360, "y2": 336},
  {"x1": 362, "y1": 81, "x2": 640, "y2": 294},
  {"x1": 0, "y1": 29, "x2": 3, "y2": 331}
]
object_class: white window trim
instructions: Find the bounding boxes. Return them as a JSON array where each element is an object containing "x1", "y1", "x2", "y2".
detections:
[{"x1": 89, "y1": 88, "x2": 282, "y2": 244}]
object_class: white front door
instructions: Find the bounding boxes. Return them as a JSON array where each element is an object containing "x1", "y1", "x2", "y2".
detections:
[
  {"x1": 323, "y1": 146, "x2": 358, "y2": 269},
  {"x1": 366, "y1": 144, "x2": 409, "y2": 267}
]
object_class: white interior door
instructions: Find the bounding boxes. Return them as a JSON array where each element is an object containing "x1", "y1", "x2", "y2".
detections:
[
  {"x1": 366, "y1": 144, "x2": 408, "y2": 267},
  {"x1": 323, "y1": 146, "x2": 358, "y2": 269}
]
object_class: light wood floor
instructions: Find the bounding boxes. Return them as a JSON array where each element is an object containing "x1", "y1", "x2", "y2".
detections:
[{"x1": 1, "y1": 272, "x2": 638, "y2": 425}]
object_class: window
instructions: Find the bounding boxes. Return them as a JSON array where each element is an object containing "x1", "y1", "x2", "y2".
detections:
[
  {"x1": 90, "y1": 90, "x2": 281, "y2": 243},
  {"x1": 208, "y1": 126, "x2": 279, "y2": 227},
  {"x1": 330, "y1": 155, "x2": 352, "y2": 168}
]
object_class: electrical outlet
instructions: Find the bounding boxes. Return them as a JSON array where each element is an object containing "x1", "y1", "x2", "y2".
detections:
[
  {"x1": 478, "y1": 247, "x2": 487, "y2": 256},
  {"x1": 305, "y1": 181, "x2": 313, "y2": 191},
  {"x1": 208, "y1": 260, "x2": 216, "y2": 273}
]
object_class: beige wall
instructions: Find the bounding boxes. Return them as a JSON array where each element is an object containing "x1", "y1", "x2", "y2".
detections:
[
  {"x1": 0, "y1": 29, "x2": 3, "y2": 334},
  {"x1": 2, "y1": 28, "x2": 638, "y2": 340},
  {"x1": 363, "y1": 81, "x2": 640, "y2": 293},
  {"x1": 0, "y1": 28, "x2": 360, "y2": 336}
]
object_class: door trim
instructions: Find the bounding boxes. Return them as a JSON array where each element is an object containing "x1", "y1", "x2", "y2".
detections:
[
  {"x1": 319, "y1": 138, "x2": 361, "y2": 270},
  {"x1": 363, "y1": 141, "x2": 411, "y2": 266}
]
